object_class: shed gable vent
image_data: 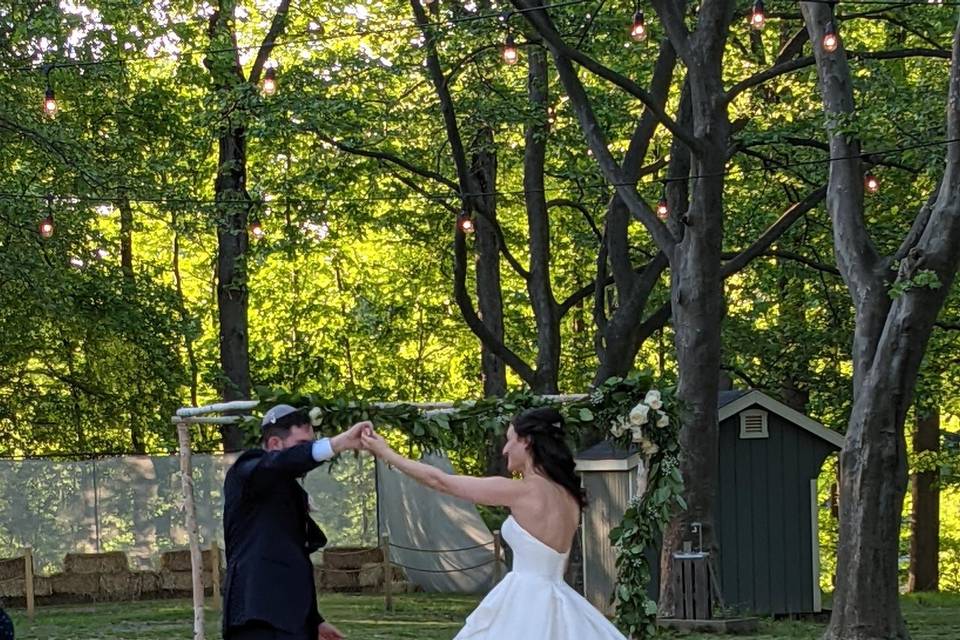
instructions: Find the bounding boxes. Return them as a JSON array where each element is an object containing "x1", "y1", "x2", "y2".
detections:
[{"x1": 739, "y1": 409, "x2": 769, "y2": 439}]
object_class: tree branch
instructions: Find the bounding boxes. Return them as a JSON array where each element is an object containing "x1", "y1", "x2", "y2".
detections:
[
  {"x1": 308, "y1": 129, "x2": 460, "y2": 192},
  {"x1": 509, "y1": 0, "x2": 699, "y2": 152},
  {"x1": 727, "y1": 48, "x2": 950, "y2": 102},
  {"x1": 801, "y1": 3, "x2": 885, "y2": 305},
  {"x1": 721, "y1": 185, "x2": 827, "y2": 276},
  {"x1": 548, "y1": 198, "x2": 602, "y2": 242},
  {"x1": 250, "y1": 0, "x2": 292, "y2": 84}
]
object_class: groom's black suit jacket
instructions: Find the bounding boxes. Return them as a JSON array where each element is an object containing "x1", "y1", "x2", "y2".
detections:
[{"x1": 222, "y1": 444, "x2": 328, "y2": 637}]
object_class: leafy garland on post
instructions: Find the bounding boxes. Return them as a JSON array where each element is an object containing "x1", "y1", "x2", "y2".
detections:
[{"x1": 250, "y1": 371, "x2": 683, "y2": 638}]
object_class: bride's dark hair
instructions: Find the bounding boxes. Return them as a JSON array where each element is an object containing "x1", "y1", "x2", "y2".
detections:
[{"x1": 512, "y1": 407, "x2": 587, "y2": 509}]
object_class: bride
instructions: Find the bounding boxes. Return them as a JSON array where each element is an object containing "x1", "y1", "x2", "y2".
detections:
[{"x1": 361, "y1": 406, "x2": 628, "y2": 640}]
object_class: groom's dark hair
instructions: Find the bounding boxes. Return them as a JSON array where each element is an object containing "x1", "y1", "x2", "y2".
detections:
[{"x1": 512, "y1": 407, "x2": 587, "y2": 509}]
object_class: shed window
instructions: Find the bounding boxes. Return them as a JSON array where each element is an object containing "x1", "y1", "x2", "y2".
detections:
[{"x1": 739, "y1": 409, "x2": 769, "y2": 439}]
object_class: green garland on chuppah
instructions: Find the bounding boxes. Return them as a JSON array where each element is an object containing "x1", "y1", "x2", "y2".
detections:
[{"x1": 249, "y1": 370, "x2": 684, "y2": 638}]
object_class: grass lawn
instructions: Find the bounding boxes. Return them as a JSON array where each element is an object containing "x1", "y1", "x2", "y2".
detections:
[{"x1": 5, "y1": 592, "x2": 959, "y2": 639}]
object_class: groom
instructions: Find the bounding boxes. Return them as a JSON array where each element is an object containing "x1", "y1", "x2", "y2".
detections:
[{"x1": 222, "y1": 404, "x2": 370, "y2": 640}]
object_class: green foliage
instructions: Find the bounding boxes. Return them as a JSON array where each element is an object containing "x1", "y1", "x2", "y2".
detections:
[{"x1": 889, "y1": 269, "x2": 944, "y2": 300}]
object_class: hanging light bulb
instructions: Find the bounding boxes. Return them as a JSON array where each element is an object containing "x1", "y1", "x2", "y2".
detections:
[
  {"x1": 657, "y1": 183, "x2": 670, "y2": 220},
  {"x1": 750, "y1": 0, "x2": 766, "y2": 30},
  {"x1": 42, "y1": 66, "x2": 58, "y2": 118},
  {"x1": 39, "y1": 214, "x2": 55, "y2": 238},
  {"x1": 822, "y1": 22, "x2": 839, "y2": 53},
  {"x1": 656, "y1": 191, "x2": 669, "y2": 220},
  {"x1": 39, "y1": 194, "x2": 55, "y2": 238},
  {"x1": 458, "y1": 213, "x2": 475, "y2": 233},
  {"x1": 547, "y1": 105, "x2": 557, "y2": 126},
  {"x1": 69, "y1": 256, "x2": 85, "y2": 269},
  {"x1": 249, "y1": 217, "x2": 265, "y2": 239},
  {"x1": 43, "y1": 87, "x2": 58, "y2": 118},
  {"x1": 262, "y1": 67, "x2": 277, "y2": 96},
  {"x1": 501, "y1": 33, "x2": 519, "y2": 65},
  {"x1": 864, "y1": 173, "x2": 879, "y2": 194},
  {"x1": 630, "y1": 10, "x2": 647, "y2": 42}
]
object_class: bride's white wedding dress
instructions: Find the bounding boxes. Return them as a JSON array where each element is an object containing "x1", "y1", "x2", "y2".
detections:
[{"x1": 454, "y1": 515, "x2": 628, "y2": 639}]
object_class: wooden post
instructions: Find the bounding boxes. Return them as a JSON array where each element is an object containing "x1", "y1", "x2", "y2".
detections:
[
  {"x1": 493, "y1": 530, "x2": 502, "y2": 585},
  {"x1": 23, "y1": 546, "x2": 35, "y2": 620},
  {"x1": 177, "y1": 421, "x2": 205, "y2": 640},
  {"x1": 381, "y1": 535, "x2": 393, "y2": 612},
  {"x1": 210, "y1": 542, "x2": 222, "y2": 611}
]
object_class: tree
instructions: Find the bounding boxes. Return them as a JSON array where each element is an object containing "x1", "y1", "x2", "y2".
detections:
[
  {"x1": 799, "y1": 6, "x2": 960, "y2": 637},
  {"x1": 203, "y1": 0, "x2": 294, "y2": 450}
]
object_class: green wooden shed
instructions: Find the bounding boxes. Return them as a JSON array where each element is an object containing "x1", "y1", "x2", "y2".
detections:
[{"x1": 576, "y1": 389, "x2": 843, "y2": 617}]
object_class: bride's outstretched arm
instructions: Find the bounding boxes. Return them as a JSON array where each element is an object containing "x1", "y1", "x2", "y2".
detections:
[{"x1": 361, "y1": 430, "x2": 525, "y2": 507}]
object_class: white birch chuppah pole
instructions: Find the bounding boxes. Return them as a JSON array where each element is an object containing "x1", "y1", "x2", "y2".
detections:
[{"x1": 173, "y1": 400, "x2": 256, "y2": 640}]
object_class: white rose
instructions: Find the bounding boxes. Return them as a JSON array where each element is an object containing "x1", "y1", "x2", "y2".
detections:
[
  {"x1": 308, "y1": 406, "x2": 323, "y2": 426},
  {"x1": 641, "y1": 438, "x2": 659, "y2": 456},
  {"x1": 629, "y1": 403, "x2": 650, "y2": 425},
  {"x1": 656, "y1": 412, "x2": 669, "y2": 428},
  {"x1": 630, "y1": 425, "x2": 644, "y2": 443},
  {"x1": 644, "y1": 390, "x2": 663, "y2": 410}
]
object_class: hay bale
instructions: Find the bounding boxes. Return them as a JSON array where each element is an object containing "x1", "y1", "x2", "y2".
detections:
[
  {"x1": 160, "y1": 569, "x2": 193, "y2": 592},
  {"x1": 321, "y1": 569, "x2": 360, "y2": 591},
  {"x1": 160, "y1": 569, "x2": 213, "y2": 591},
  {"x1": 322, "y1": 547, "x2": 381, "y2": 570},
  {"x1": 140, "y1": 570, "x2": 161, "y2": 594},
  {"x1": 64, "y1": 551, "x2": 129, "y2": 574},
  {"x1": 160, "y1": 548, "x2": 221, "y2": 572},
  {"x1": 99, "y1": 572, "x2": 141, "y2": 599},
  {"x1": 358, "y1": 563, "x2": 407, "y2": 588},
  {"x1": 51, "y1": 572, "x2": 99, "y2": 595},
  {"x1": 0, "y1": 578, "x2": 24, "y2": 598},
  {"x1": 0, "y1": 556, "x2": 24, "y2": 581},
  {"x1": 33, "y1": 576, "x2": 53, "y2": 596}
]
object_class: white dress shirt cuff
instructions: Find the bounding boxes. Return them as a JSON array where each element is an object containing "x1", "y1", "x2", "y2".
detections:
[{"x1": 312, "y1": 438, "x2": 335, "y2": 462}]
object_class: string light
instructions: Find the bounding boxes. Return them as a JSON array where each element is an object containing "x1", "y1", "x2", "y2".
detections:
[
  {"x1": 39, "y1": 194, "x2": 55, "y2": 238},
  {"x1": 262, "y1": 67, "x2": 277, "y2": 96},
  {"x1": 750, "y1": 0, "x2": 766, "y2": 29},
  {"x1": 458, "y1": 212, "x2": 475, "y2": 233},
  {"x1": 42, "y1": 66, "x2": 57, "y2": 118},
  {"x1": 823, "y1": 21, "x2": 839, "y2": 52},
  {"x1": 656, "y1": 186, "x2": 669, "y2": 220},
  {"x1": 630, "y1": 10, "x2": 647, "y2": 42},
  {"x1": 39, "y1": 214, "x2": 55, "y2": 238},
  {"x1": 547, "y1": 105, "x2": 557, "y2": 126},
  {"x1": 501, "y1": 32, "x2": 519, "y2": 65},
  {"x1": 864, "y1": 172, "x2": 879, "y2": 193},
  {"x1": 69, "y1": 256, "x2": 85, "y2": 269},
  {"x1": 249, "y1": 215, "x2": 265, "y2": 238},
  {"x1": 2, "y1": 138, "x2": 955, "y2": 213}
]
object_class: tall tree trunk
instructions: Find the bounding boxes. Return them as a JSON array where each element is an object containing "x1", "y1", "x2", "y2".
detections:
[
  {"x1": 206, "y1": 0, "x2": 291, "y2": 450},
  {"x1": 908, "y1": 407, "x2": 940, "y2": 592},
  {"x1": 524, "y1": 46, "x2": 561, "y2": 395},
  {"x1": 655, "y1": 17, "x2": 731, "y2": 612},
  {"x1": 470, "y1": 128, "x2": 509, "y2": 477},
  {"x1": 172, "y1": 210, "x2": 199, "y2": 408},
  {"x1": 118, "y1": 195, "x2": 147, "y2": 453},
  {"x1": 215, "y1": 126, "x2": 251, "y2": 452}
]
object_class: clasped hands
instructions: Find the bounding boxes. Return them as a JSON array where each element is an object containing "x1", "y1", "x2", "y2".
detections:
[{"x1": 328, "y1": 421, "x2": 391, "y2": 458}]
